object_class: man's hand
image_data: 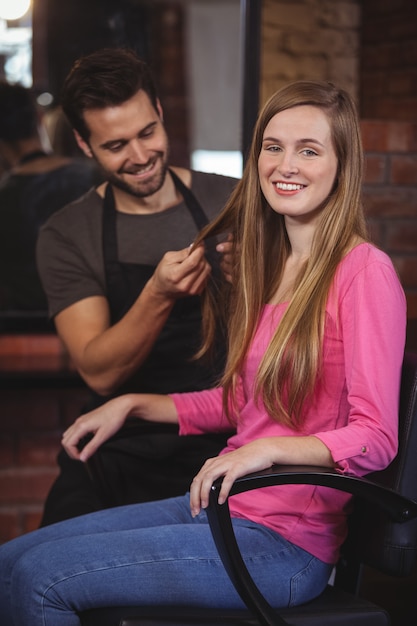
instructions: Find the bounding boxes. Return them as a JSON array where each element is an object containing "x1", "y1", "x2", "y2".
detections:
[
  {"x1": 149, "y1": 244, "x2": 212, "y2": 299},
  {"x1": 54, "y1": 245, "x2": 211, "y2": 396}
]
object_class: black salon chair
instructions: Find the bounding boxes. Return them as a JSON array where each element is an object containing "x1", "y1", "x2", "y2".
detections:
[{"x1": 80, "y1": 351, "x2": 417, "y2": 626}]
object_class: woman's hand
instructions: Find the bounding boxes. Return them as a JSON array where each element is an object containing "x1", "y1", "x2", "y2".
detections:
[
  {"x1": 62, "y1": 393, "x2": 178, "y2": 462},
  {"x1": 61, "y1": 394, "x2": 137, "y2": 462},
  {"x1": 189, "y1": 435, "x2": 334, "y2": 516},
  {"x1": 189, "y1": 438, "x2": 277, "y2": 517}
]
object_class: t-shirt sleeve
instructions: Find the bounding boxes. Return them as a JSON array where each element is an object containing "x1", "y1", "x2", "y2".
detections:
[
  {"x1": 36, "y1": 217, "x2": 105, "y2": 319},
  {"x1": 315, "y1": 251, "x2": 406, "y2": 477}
]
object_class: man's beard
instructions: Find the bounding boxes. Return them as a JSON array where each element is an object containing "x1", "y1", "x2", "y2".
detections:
[{"x1": 103, "y1": 153, "x2": 169, "y2": 199}]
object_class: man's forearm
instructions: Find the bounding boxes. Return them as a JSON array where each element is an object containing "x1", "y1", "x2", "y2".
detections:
[{"x1": 77, "y1": 282, "x2": 175, "y2": 395}]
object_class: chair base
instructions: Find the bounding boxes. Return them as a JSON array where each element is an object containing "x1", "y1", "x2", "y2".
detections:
[{"x1": 80, "y1": 586, "x2": 390, "y2": 626}]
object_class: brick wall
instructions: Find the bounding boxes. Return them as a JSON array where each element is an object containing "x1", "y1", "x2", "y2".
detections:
[
  {"x1": 0, "y1": 335, "x2": 89, "y2": 542},
  {"x1": 360, "y1": 0, "x2": 417, "y2": 121},
  {"x1": 260, "y1": 0, "x2": 361, "y2": 105},
  {"x1": 359, "y1": 0, "x2": 417, "y2": 332},
  {"x1": 362, "y1": 120, "x2": 417, "y2": 323}
]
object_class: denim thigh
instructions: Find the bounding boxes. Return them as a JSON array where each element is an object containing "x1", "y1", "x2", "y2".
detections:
[{"x1": 0, "y1": 494, "x2": 332, "y2": 626}]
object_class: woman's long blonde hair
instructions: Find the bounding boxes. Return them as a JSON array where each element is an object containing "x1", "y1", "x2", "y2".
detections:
[{"x1": 195, "y1": 81, "x2": 368, "y2": 428}]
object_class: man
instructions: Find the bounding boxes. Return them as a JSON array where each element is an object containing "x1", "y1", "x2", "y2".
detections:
[
  {"x1": 36, "y1": 48, "x2": 238, "y2": 524},
  {"x1": 0, "y1": 81, "x2": 102, "y2": 312}
]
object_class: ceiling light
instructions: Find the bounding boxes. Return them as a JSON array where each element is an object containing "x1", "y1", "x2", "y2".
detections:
[{"x1": 0, "y1": 0, "x2": 31, "y2": 22}]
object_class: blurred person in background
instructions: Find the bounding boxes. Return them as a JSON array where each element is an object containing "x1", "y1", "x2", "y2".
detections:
[{"x1": 0, "y1": 81, "x2": 103, "y2": 312}]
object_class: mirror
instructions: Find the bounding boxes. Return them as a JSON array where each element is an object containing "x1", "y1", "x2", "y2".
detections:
[{"x1": 0, "y1": 0, "x2": 261, "y2": 327}]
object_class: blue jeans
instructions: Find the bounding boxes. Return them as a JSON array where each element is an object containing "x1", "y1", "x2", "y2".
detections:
[{"x1": 0, "y1": 494, "x2": 332, "y2": 626}]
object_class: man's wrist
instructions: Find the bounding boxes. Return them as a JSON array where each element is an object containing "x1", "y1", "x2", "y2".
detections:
[{"x1": 143, "y1": 276, "x2": 176, "y2": 308}]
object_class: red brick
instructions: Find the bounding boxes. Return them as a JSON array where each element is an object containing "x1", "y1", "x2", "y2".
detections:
[
  {"x1": 0, "y1": 507, "x2": 46, "y2": 541},
  {"x1": 363, "y1": 186, "x2": 417, "y2": 219},
  {"x1": 0, "y1": 468, "x2": 58, "y2": 504},
  {"x1": 0, "y1": 434, "x2": 15, "y2": 467},
  {"x1": 374, "y1": 97, "x2": 417, "y2": 122},
  {"x1": 361, "y1": 42, "x2": 398, "y2": 71},
  {"x1": 386, "y1": 15, "x2": 417, "y2": 41},
  {"x1": 406, "y1": 293, "x2": 417, "y2": 318},
  {"x1": 385, "y1": 221, "x2": 417, "y2": 254},
  {"x1": 388, "y1": 71, "x2": 417, "y2": 97},
  {"x1": 406, "y1": 320, "x2": 417, "y2": 352},
  {"x1": 364, "y1": 155, "x2": 387, "y2": 184},
  {"x1": 17, "y1": 433, "x2": 61, "y2": 467},
  {"x1": 359, "y1": 72, "x2": 386, "y2": 97},
  {"x1": 0, "y1": 507, "x2": 45, "y2": 541},
  {"x1": 363, "y1": 187, "x2": 417, "y2": 218},
  {"x1": 400, "y1": 41, "x2": 417, "y2": 67},
  {"x1": 0, "y1": 389, "x2": 62, "y2": 432},
  {"x1": 22, "y1": 508, "x2": 44, "y2": 535},
  {"x1": 0, "y1": 334, "x2": 64, "y2": 356},
  {"x1": 362, "y1": 7, "x2": 417, "y2": 41},
  {"x1": 386, "y1": 123, "x2": 417, "y2": 152},
  {"x1": 391, "y1": 256, "x2": 417, "y2": 289},
  {"x1": 367, "y1": 219, "x2": 384, "y2": 247},
  {"x1": 361, "y1": 121, "x2": 390, "y2": 151},
  {"x1": 390, "y1": 155, "x2": 417, "y2": 184},
  {"x1": 361, "y1": 121, "x2": 417, "y2": 152},
  {"x1": 0, "y1": 509, "x2": 19, "y2": 543}
]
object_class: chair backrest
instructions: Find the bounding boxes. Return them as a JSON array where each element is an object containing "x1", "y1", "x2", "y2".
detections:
[{"x1": 342, "y1": 351, "x2": 417, "y2": 579}]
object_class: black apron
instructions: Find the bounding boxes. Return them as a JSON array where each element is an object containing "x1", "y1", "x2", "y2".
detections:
[
  {"x1": 40, "y1": 171, "x2": 230, "y2": 526},
  {"x1": 102, "y1": 169, "x2": 223, "y2": 394},
  {"x1": 86, "y1": 170, "x2": 230, "y2": 507}
]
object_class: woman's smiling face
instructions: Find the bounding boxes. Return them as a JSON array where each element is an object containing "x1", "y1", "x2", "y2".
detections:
[{"x1": 258, "y1": 105, "x2": 338, "y2": 225}]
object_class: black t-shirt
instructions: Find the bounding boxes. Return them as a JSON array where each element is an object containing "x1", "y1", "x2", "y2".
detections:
[{"x1": 37, "y1": 170, "x2": 237, "y2": 318}]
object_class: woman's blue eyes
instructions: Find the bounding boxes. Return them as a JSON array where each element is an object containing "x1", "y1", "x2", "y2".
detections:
[{"x1": 264, "y1": 145, "x2": 318, "y2": 157}]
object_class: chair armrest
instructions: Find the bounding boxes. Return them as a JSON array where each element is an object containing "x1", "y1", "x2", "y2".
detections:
[
  {"x1": 206, "y1": 465, "x2": 417, "y2": 626},
  {"x1": 219, "y1": 465, "x2": 417, "y2": 521}
]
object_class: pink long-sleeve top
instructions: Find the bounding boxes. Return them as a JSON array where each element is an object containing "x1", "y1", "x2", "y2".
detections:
[{"x1": 170, "y1": 243, "x2": 407, "y2": 564}]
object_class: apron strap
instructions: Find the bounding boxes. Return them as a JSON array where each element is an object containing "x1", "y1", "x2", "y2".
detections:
[
  {"x1": 102, "y1": 170, "x2": 219, "y2": 321},
  {"x1": 102, "y1": 182, "x2": 129, "y2": 317}
]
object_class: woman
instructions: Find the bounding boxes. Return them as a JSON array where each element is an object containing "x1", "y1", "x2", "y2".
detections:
[{"x1": 0, "y1": 81, "x2": 406, "y2": 625}]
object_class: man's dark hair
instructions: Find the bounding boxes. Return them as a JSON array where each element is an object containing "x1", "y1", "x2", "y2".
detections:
[
  {"x1": 61, "y1": 47, "x2": 159, "y2": 142},
  {"x1": 0, "y1": 81, "x2": 38, "y2": 142}
]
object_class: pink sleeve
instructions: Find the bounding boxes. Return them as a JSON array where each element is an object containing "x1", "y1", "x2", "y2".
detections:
[
  {"x1": 170, "y1": 387, "x2": 230, "y2": 435},
  {"x1": 316, "y1": 253, "x2": 406, "y2": 476},
  {"x1": 170, "y1": 377, "x2": 245, "y2": 436}
]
